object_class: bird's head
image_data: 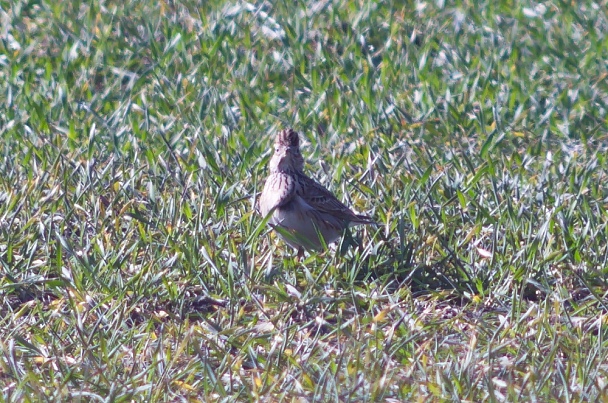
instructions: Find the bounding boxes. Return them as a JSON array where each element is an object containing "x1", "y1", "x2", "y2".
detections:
[{"x1": 269, "y1": 128, "x2": 304, "y2": 173}]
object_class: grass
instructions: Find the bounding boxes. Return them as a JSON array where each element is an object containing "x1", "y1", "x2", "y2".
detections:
[{"x1": 1, "y1": 0, "x2": 608, "y2": 400}]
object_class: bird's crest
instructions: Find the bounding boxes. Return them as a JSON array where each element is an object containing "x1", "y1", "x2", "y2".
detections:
[{"x1": 275, "y1": 128, "x2": 300, "y2": 148}]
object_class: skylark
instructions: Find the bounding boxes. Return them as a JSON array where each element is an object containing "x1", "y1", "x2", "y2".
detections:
[{"x1": 259, "y1": 128, "x2": 374, "y2": 258}]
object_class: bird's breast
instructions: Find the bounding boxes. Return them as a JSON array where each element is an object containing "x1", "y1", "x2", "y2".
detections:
[{"x1": 259, "y1": 173, "x2": 294, "y2": 216}]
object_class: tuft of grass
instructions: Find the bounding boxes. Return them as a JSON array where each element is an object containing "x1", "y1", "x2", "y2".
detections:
[{"x1": 1, "y1": 0, "x2": 607, "y2": 401}]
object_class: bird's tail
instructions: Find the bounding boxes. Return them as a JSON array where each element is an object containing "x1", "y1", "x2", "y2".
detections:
[{"x1": 351, "y1": 214, "x2": 378, "y2": 226}]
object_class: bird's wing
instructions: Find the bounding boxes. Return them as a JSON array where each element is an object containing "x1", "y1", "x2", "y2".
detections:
[{"x1": 296, "y1": 173, "x2": 373, "y2": 225}]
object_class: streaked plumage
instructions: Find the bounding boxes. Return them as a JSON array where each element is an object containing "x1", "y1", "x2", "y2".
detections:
[{"x1": 259, "y1": 128, "x2": 374, "y2": 257}]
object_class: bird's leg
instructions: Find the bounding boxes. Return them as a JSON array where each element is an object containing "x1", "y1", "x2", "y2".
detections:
[{"x1": 297, "y1": 247, "x2": 304, "y2": 261}]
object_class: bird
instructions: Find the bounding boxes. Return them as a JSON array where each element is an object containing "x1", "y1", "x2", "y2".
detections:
[{"x1": 259, "y1": 128, "x2": 374, "y2": 258}]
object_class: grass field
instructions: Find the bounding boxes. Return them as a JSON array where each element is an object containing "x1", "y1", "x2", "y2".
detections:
[{"x1": 1, "y1": 0, "x2": 608, "y2": 401}]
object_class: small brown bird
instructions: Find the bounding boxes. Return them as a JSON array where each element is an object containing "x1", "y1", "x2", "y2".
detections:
[{"x1": 259, "y1": 128, "x2": 374, "y2": 258}]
